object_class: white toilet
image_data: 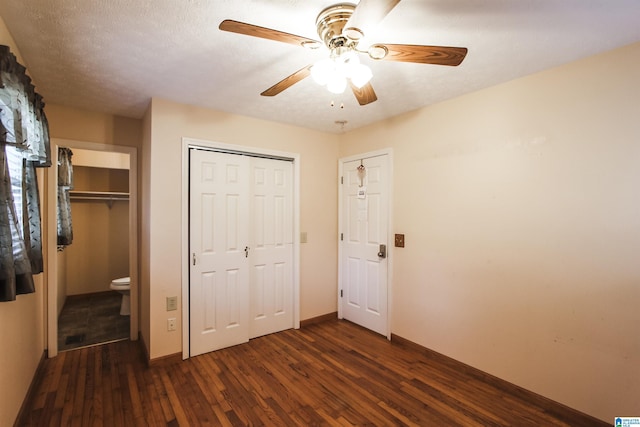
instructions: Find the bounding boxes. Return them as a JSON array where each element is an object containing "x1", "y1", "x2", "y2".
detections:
[{"x1": 110, "y1": 277, "x2": 130, "y2": 316}]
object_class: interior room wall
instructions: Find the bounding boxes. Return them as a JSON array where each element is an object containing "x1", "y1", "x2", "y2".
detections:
[
  {"x1": 0, "y1": 16, "x2": 46, "y2": 427},
  {"x1": 46, "y1": 105, "x2": 143, "y2": 149},
  {"x1": 72, "y1": 149, "x2": 130, "y2": 169},
  {"x1": 56, "y1": 250, "x2": 67, "y2": 316},
  {"x1": 144, "y1": 99, "x2": 340, "y2": 359},
  {"x1": 61, "y1": 166, "x2": 129, "y2": 295},
  {"x1": 339, "y1": 42, "x2": 640, "y2": 422}
]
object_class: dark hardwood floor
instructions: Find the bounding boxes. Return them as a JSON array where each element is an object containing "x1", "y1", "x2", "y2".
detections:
[{"x1": 19, "y1": 319, "x2": 605, "y2": 426}]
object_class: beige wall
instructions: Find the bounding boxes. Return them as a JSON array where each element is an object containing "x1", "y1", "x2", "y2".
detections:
[
  {"x1": 56, "y1": 250, "x2": 67, "y2": 316},
  {"x1": 0, "y1": 16, "x2": 46, "y2": 427},
  {"x1": 62, "y1": 167, "x2": 129, "y2": 295},
  {"x1": 47, "y1": 105, "x2": 142, "y2": 149},
  {"x1": 340, "y1": 42, "x2": 640, "y2": 422},
  {"x1": 144, "y1": 99, "x2": 339, "y2": 358},
  {"x1": 73, "y1": 148, "x2": 130, "y2": 169}
]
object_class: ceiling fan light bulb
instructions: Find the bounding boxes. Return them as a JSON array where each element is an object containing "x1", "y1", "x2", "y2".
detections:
[
  {"x1": 327, "y1": 75, "x2": 347, "y2": 94},
  {"x1": 310, "y1": 59, "x2": 334, "y2": 85},
  {"x1": 350, "y1": 64, "x2": 373, "y2": 88}
]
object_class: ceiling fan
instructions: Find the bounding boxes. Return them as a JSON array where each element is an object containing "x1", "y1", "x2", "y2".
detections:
[{"x1": 219, "y1": 0, "x2": 467, "y2": 106}]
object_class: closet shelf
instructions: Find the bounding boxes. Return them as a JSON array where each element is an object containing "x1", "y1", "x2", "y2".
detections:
[{"x1": 69, "y1": 191, "x2": 129, "y2": 208}]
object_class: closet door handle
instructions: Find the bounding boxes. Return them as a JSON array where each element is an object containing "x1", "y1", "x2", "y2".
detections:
[{"x1": 192, "y1": 253, "x2": 196, "y2": 265}]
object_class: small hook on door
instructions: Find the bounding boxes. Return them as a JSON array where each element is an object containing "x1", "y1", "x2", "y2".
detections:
[{"x1": 244, "y1": 246, "x2": 250, "y2": 258}]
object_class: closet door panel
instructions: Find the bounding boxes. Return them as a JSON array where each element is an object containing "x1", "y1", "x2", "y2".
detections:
[
  {"x1": 249, "y1": 157, "x2": 294, "y2": 339},
  {"x1": 189, "y1": 149, "x2": 250, "y2": 356}
]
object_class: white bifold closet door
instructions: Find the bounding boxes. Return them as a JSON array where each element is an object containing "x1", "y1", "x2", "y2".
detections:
[{"x1": 189, "y1": 148, "x2": 293, "y2": 357}]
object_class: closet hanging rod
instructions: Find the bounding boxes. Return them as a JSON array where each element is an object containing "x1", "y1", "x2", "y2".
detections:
[{"x1": 69, "y1": 191, "x2": 129, "y2": 201}]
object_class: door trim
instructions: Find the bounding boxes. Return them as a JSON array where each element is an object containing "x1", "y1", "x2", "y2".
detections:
[
  {"x1": 181, "y1": 137, "x2": 301, "y2": 359},
  {"x1": 46, "y1": 138, "x2": 138, "y2": 358},
  {"x1": 338, "y1": 148, "x2": 393, "y2": 340}
]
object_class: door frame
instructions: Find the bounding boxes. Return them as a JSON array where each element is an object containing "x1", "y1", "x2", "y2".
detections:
[
  {"x1": 181, "y1": 137, "x2": 301, "y2": 359},
  {"x1": 338, "y1": 148, "x2": 393, "y2": 340},
  {"x1": 46, "y1": 138, "x2": 139, "y2": 358}
]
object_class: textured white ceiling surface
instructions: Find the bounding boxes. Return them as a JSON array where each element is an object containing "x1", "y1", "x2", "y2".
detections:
[{"x1": 0, "y1": 0, "x2": 639, "y2": 133}]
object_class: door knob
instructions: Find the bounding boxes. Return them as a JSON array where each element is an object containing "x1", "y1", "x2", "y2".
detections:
[{"x1": 378, "y1": 244, "x2": 386, "y2": 259}]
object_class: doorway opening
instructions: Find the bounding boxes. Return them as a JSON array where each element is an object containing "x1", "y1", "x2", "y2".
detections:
[{"x1": 47, "y1": 139, "x2": 138, "y2": 358}]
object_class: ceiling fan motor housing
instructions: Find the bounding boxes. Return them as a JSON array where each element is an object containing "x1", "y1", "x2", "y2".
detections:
[{"x1": 316, "y1": 4, "x2": 357, "y2": 50}]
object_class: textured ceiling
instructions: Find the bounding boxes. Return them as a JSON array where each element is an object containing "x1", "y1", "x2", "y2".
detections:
[{"x1": 1, "y1": 0, "x2": 639, "y2": 133}]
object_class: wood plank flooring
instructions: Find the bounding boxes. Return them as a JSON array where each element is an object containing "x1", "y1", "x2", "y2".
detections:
[{"x1": 19, "y1": 319, "x2": 606, "y2": 426}]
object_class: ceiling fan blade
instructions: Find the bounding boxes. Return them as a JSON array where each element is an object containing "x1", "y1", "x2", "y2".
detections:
[
  {"x1": 350, "y1": 82, "x2": 378, "y2": 106},
  {"x1": 261, "y1": 65, "x2": 312, "y2": 97},
  {"x1": 344, "y1": 0, "x2": 400, "y2": 37},
  {"x1": 380, "y1": 44, "x2": 467, "y2": 66},
  {"x1": 219, "y1": 20, "x2": 321, "y2": 48}
]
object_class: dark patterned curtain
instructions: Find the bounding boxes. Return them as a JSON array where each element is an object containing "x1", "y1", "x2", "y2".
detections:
[
  {"x1": 57, "y1": 147, "x2": 73, "y2": 246},
  {"x1": 0, "y1": 45, "x2": 51, "y2": 302}
]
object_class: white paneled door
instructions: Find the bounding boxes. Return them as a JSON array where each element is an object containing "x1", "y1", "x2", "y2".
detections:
[
  {"x1": 189, "y1": 149, "x2": 293, "y2": 357},
  {"x1": 249, "y1": 157, "x2": 294, "y2": 338},
  {"x1": 340, "y1": 154, "x2": 389, "y2": 336}
]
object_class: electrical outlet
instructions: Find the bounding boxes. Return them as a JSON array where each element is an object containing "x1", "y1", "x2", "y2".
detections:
[
  {"x1": 166, "y1": 296, "x2": 177, "y2": 311},
  {"x1": 167, "y1": 318, "x2": 176, "y2": 331},
  {"x1": 395, "y1": 234, "x2": 405, "y2": 248},
  {"x1": 300, "y1": 232, "x2": 308, "y2": 243}
]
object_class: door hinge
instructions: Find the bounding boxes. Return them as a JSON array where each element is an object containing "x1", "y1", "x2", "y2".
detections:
[
  {"x1": 340, "y1": 289, "x2": 343, "y2": 297},
  {"x1": 341, "y1": 176, "x2": 343, "y2": 184},
  {"x1": 340, "y1": 233, "x2": 343, "y2": 241}
]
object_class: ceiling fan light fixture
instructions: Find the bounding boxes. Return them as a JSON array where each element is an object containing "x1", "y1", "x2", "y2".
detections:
[
  {"x1": 336, "y1": 50, "x2": 358, "y2": 76},
  {"x1": 311, "y1": 47, "x2": 372, "y2": 93},
  {"x1": 310, "y1": 58, "x2": 334, "y2": 85},
  {"x1": 327, "y1": 74, "x2": 347, "y2": 94},
  {"x1": 350, "y1": 63, "x2": 373, "y2": 88},
  {"x1": 337, "y1": 50, "x2": 372, "y2": 89}
]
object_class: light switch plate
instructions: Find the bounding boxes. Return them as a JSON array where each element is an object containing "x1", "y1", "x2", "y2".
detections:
[
  {"x1": 300, "y1": 232, "x2": 308, "y2": 243},
  {"x1": 166, "y1": 296, "x2": 178, "y2": 311}
]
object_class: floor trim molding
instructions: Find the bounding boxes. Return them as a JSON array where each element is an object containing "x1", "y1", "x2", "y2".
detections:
[{"x1": 300, "y1": 312, "x2": 337, "y2": 328}]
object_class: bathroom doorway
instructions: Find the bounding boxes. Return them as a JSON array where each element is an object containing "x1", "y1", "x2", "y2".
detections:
[
  {"x1": 57, "y1": 157, "x2": 130, "y2": 351},
  {"x1": 47, "y1": 140, "x2": 138, "y2": 357}
]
